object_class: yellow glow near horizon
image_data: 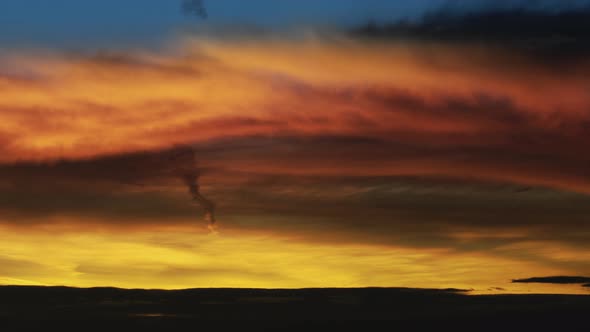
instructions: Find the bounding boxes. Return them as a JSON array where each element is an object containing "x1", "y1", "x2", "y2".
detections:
[{"x1": 0, "y1": 221, "x2": 586, "y2": 295}]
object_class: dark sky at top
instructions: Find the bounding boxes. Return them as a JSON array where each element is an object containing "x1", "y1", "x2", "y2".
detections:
[{"x1": 0, "y1": 0, "x2": 589, "y2": 47}]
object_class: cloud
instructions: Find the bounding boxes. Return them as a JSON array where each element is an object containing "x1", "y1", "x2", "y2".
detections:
[
  {"x1": 512, "y1": 276, "x2": 590, "y2": 284},
  {"x1": 355, "y1": 4, "x2": 590, "y2": 59},
  {"x1": 0, "y1": 256, "x2": 49, "y2": 277},
  {"x1": 0, "y1": 146, "x2": 218, "y2": 224},
  {"x1": 3, "y1": 148, "x2": 590, "y2": 272},
  {"x1": 442, "y1": 0, "x2": 590, "y2": 13},
  {"x1": 0, "y1": 34, "x2": 589, "y2": 274},
  {"x1": 181, "y1": 0, "x2": 208, "y2": 19},
  {"x1": 74, "y1": 263, "x2": 283, "y2": 281}
]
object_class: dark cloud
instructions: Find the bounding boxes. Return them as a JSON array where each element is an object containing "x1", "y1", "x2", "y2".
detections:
[
  {"x1": 354, "y1": 5, "x2": 590, "y2": 59},
  {"x1": 442, "y1": 0, "x2": 590, "y2": 14},
  {"x1": 0, "y1": 189, "x2": 198, "y2": 222},
  {"x1": 1, "y1": 133, "x2": 589, "y2": 251},
  {"x1": 3, "y1": 151, "x2": 590, "y2": 278},
  {"x1": 181, "y1": 0, "x2": 207, "y2": 19},
  {"x1": 0, "y1": 146, "x2": 216, "y2": 224},
  {"x1": 0, "y1": 146, "x2": 198, "y2": 186},
  {"x1": 512, "y1": 276, "x2": 590, "y2": 284}
]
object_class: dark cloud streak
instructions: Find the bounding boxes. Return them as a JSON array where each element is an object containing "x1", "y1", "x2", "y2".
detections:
[
  {"x1": 512, "y1": 276, "x2": 590, "y2": 284},
  {"x1": 354, "y1": 5, "x2": 590, "y2": 60},
  {"x1": 0, "y1": 146, "x2": 216, "y2": 226}
]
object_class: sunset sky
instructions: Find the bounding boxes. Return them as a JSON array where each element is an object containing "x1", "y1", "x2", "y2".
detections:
[{"x1": 1, "y1": 0, "x2": 589, "y2": 295}]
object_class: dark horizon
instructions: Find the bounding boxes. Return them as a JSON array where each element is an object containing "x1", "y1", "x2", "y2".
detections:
[{"x1": 1, "y1": 285, "x2": 588, "y2": 330}]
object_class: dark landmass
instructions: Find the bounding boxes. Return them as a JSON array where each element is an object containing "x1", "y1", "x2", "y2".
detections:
[
  {"x1": 513, "y1": 276, "x2": 590, "y2": 285},
  {"x1": 0, "y1": 286, "x2": 588, "y2": 331}
]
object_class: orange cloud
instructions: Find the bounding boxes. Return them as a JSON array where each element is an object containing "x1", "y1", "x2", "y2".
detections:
[{"x1": 1, "y1": 38, "x2": 590, "y2": 196}]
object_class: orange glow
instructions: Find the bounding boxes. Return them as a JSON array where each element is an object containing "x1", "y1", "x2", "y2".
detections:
[{"x1": 1, "y1": 39, "x2": 589, "y2": 194}]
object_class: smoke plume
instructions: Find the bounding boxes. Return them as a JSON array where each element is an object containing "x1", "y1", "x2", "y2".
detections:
[{"x1": 167, "y1": 148, "x2": 216, "y2": 229}]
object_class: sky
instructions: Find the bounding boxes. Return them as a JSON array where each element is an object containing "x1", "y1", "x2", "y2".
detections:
[
  {"x1": 0, "y1": 0, "x2": 439, "y2": 47},
  {"x1": 1, "y1": 1, "x2": 590, "y2": 294},
  {"x1": 4, "y1": 0, "x2": 590, "y2": 47}
]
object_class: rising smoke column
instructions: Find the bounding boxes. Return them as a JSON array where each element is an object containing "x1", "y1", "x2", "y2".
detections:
[
  {"x1": 183, "y1": 172, "x2": 216, "y2": 226},
  {"x1": 165, "y1": 147, "x2": 216, "y2": 229},
  {"x1": 153, "y1": 147, "x2": 216, "y2": 231}
]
